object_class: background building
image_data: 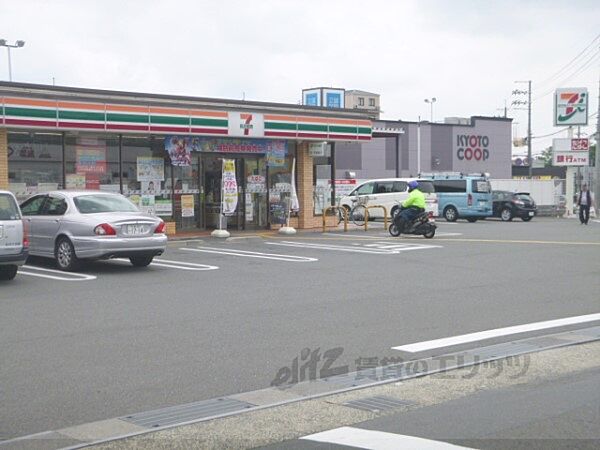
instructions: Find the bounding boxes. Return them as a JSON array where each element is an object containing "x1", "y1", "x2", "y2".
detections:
[
  {"x1": 344, "y1": 90, "x2": 380, "y2": 118},
  {"x1": 335, "y1": 116, "x2": 513, "y2": 180}
]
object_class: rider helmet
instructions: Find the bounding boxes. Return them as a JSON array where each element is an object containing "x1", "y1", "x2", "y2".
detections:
[{"x1": 407, "y1": 180, "x2": 419, "y2": 190}]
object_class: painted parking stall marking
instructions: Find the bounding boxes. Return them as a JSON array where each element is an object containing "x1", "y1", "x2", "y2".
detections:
[
  {"x1": 18, "y1": 265, "x2": 97, "y2": 281},
  {"x1": 301, "y1": 426, "x2": 472, "y2": 449},
  {"x1": 112, "y1": 258, "x2": 219, "y2": 271},
  {"x1": 181, "y1": 247, "x2": 317, "y2": 262},
  {"x1": 392, "y1": 312, "x2": 600, "y2": 354},
  {"x1": 266, "y1": 240, "x2": 441, "y2": 254}
]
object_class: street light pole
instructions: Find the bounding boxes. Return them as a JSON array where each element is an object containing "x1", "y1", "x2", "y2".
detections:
[
  {"x1": 0, "y1": 39, "x2": 26, "y2": 81},
  {"x1": 424, "y1": 97, "x2": 437, "y2": 122}
]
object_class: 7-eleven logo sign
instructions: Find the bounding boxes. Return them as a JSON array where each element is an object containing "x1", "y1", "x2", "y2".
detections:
[
  {"x1": 555, "y1": 88, "x2": 588, "y2": 126},
  {"x1": 228, "y1": 112, "x2": 264, "y2": 137}
]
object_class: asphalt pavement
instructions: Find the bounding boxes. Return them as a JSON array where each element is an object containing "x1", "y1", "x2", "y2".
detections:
[{"x1": 1, "y1": 217, "x2": 599, "y2": 442}]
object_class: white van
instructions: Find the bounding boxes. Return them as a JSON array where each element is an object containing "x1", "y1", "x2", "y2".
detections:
[
  {"x1": 338, "y1": 178, "x2": 439, "y2": 219},
  {"x1": 0, "y1": 191, "x2": 28, "y2": 280}
]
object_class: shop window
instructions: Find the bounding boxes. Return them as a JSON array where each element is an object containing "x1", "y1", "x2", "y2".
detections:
[
  {"x1": 7, "y1": 132, "x2": 64, "y2": 201},
  {"x1": 65, "y1": 133, "x2": 120, "y2": 193},
  {"x1": 268, "y1": 142, "x2": 296, "y2": 226},
  {"x1": 313, "y1": 144, "x2": 333, "y2": 215},
  {"x1": 121, "y1": 136, "x2": 171, "y2": 219}
]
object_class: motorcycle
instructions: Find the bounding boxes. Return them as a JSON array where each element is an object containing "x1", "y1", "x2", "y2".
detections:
[{"x1": 389, "y1": 205, "x2": 437, "y2": 238}]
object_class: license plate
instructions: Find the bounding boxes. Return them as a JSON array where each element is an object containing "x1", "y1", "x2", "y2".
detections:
[
  {"x1": 529, "y1": 211, "x2": 534, "y2": 216},
  {"x1": 478, "y1": 201, "x2": 486, "y2": 206},
  {"x1": 125, "y1": 224, "x2": 145, "y2": 235}
]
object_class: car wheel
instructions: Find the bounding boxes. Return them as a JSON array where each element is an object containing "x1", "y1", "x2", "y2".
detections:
[
  {"x1": 130, "y1": 256, "x2": 154, "y2": 267},
  {"x1": 443, "y1": 206, "x2": 458, "y2": 222},
  {"x1": 55, "y1": 237, "x2": 80, "y2": 271},
  {"x1": 522, "y1": 216, "x2": 532, "y2": 222},
  {"x1": 500, "y1": 208, "x2": 513, "y2": 222},
  {"x1": 0, "y1": 265, "x2": 18, "y2": 280},
  {"x1": 466, "y1": 217, "x2": 478, "y2": 223}
]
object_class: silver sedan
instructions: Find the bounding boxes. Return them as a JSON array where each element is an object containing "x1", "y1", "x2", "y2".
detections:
[{"x1": 20, "y1": 191, "x2": 168, "y2": 271}]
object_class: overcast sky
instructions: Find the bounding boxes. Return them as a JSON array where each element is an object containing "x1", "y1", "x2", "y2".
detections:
[{"x1": 1, "y1": 0, "x2": 598, "y2": 156}]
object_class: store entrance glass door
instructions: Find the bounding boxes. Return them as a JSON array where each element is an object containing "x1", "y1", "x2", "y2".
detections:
[
  {"x1": 244, "y1": 158, "x2": 267, "y2": 229},
  {"x1": 202, "y1": 155, "x2": 244, "y2": 230}
]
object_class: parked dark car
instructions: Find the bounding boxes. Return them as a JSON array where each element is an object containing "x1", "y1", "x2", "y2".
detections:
[{"x1": 492, "y1": 191, "x2": 537, "y2": 221}]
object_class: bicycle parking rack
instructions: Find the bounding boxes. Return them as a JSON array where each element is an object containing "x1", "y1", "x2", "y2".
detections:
[
  {"x1": 364, "y1": 205, "x2": 388, "y2": 231},
  {"x1": 323, "y1": 205, "x2": 348, "y2": 232}
]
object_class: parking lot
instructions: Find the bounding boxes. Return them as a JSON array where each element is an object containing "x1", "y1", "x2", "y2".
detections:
[{"x1": 1, "y1": 218, "x2": 599, "y2": 442}]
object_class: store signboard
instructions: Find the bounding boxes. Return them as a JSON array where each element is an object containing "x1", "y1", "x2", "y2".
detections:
[
  {"x1": 197, "y1": 138, "x2": 287, "y2": 154},
  {"x1": 554, "y1": 88, "x2": 588, "y2": 126},
  {"x1": 553, "y1": 138, "x2": 589, "y2": 152},
  {"x1": 553, "y1": 151, "x2": 589, "y2": 166},
  {"x1": 228, "y1": 112, "x2": 265, "y2": 137}
]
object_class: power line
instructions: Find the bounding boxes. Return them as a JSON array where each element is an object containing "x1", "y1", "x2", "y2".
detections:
[
  {"x1": 536, "y1": 33, "x2": 600, "y2": 88},
  {"x1": 533, "y1": 49, "x2": 600, "y2": 100}
]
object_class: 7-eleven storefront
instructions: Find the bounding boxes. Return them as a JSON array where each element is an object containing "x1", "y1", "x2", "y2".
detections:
[{"x1": 0, "y1": 83, "x2": 371, "y2": 231}]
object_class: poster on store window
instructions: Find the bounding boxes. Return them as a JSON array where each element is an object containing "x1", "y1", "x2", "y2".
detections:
[
  {"x1": 165, "y1": 136, "x2": 197, "y2": 166},
  {"x1": 155, "y1": 199, "x2": 173, "y2": 216},
  {"x1": 76, "y1": 140, "x2": 107, "y2": 174},
  {"x1": 181, "y1": 194, "x2": 195, "y2": 218},
  {"x1": 222, "y1": 159, "x2": 238, "y2": 215},
  {"x1": 66, "y1": 174, "x2": 86, "y2": 190},
  {"x1": 137, "y1": 156, "x2": 165, "y2": 181},
  {"x1": 140, "y1": 194, "x2": 156, "y2": 215},
  {"x1": 266, "y1": 140, "x2": 286, "y2": 167}
]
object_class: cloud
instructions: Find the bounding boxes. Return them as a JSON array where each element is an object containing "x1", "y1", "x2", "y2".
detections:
[{"x1": 0, "y1": 0, "x2": 598, "y2": 154}]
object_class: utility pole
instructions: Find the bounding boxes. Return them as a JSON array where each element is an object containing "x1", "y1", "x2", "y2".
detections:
[
  {"x1": 595, "y1": 70, "x2": 600, "y2": 211},
  {"x1": 527, "y1": 80, "x2": 532, "y2": 178},
  {"x1": 512, "y1": 81, "x2": 532, "y2": 177}
]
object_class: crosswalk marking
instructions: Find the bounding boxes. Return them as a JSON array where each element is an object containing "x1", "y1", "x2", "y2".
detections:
[{"x1": 301, "y1": 426, "x2": 473, "y2": 449}]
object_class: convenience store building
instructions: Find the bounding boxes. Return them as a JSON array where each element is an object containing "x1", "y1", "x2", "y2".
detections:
[{"x1": 0, "y1": 82, "x2": 372, "y2": 231}]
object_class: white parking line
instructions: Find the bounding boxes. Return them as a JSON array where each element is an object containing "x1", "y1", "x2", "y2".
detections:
[
  {"x1": 266, "y1": 241, "x2": 440, "y2": 254},
  {"x1": 19, "y1": 266, "x2": 97, "y2": 281},
  {"x1": 181, "y1": 247, "x2": 317, "y2": 262},
  {"x1": 392, "y1": 312, "x2": 600, "y2": 353},
  {"x1": 112, "y1": 258, "x2": 219, "y2": 271},
  {"x1": 302, "y1": 426, "x2": 472, "y2": 449}
]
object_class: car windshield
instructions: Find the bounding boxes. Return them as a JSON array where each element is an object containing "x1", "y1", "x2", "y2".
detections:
[
  {"x1": 74, "y1": 195, "x2": 139, "y2": 214},
  {"x1": 0, "y1": 194, "x2": 21, "y2": 220}
]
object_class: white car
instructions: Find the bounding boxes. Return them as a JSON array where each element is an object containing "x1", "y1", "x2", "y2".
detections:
[
  {"x1": 339, "y1": 178, "x2": 439, "y2": 219},
  {"x1": 0, "y1": 191, "x2": 28, "y2": 280}
]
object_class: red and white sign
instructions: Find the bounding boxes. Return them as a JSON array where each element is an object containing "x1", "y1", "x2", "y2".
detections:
[
  {"x1": 553, "y1": 138, "x2": 589, "y2": 152},
  {"x1": 570, "y1": 138, "x2": 589, "y2": 151},
  {"x1": 553, "y1": 151, "x2": 589, "y2": 166},
  {"x1": 228, "y1": 112, "x2": 264, "y2": 138}
]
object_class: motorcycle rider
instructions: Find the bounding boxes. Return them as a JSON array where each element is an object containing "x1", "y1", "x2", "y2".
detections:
[{"x1": 397, "y1": 180, "x2": 426, "y2": 233}]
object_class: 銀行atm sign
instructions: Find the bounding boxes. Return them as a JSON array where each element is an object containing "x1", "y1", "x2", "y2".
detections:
[{"x1": 228, "y1": 112, "x2": 265, "y2": 137}]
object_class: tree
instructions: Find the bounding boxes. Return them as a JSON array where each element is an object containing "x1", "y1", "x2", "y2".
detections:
[{"x1": 540, "y1": 147, "x2": 553, "y2": 168}]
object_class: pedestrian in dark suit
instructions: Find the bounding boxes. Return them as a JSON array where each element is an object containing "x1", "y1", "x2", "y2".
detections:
[{"x1": 577, "y1": 183, "x2": 594, "y2": 225}]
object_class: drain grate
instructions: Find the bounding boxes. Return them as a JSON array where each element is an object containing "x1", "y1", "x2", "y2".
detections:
[
  {"x1": 343, "y1": 395, "x2": 413, "y2": 413},
  {"x1": 121, "y1": 397, "x2": 256, "y2": 428}
]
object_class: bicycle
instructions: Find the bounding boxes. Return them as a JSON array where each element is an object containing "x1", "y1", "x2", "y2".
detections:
[{"x1": 338, "y1": 196, "x2": 368, "y2": 226}]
